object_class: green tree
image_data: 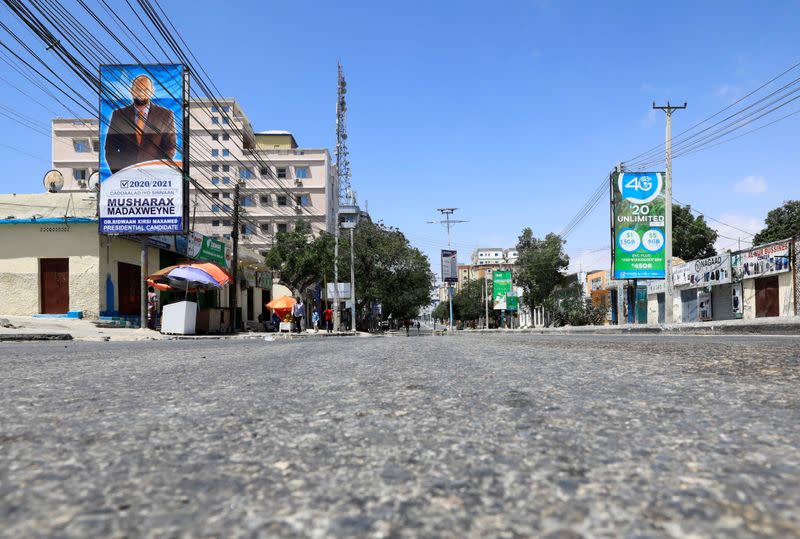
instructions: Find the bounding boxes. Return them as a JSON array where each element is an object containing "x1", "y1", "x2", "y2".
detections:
[
  {"x1": 453, "y1": 279, "x2": 484, "y2": 322},
  {"x1": 431, "y1": 300, "x2": 449, "y2": 323},
  {"x1": 752, "y1": 200, "x2": 800, "y2": 245},
  {"x1": 672, "y1": 204, "x2": 718, "y2": 261},
  {"x1": 263, "y1": 220, "x2": 335, "y2": 295},
  {"x1": 515, "y1": 228, "x2": 569, "y2": 309},
  {"x1": 348, "y1": 220, "x2": 433, "y2": 328}
]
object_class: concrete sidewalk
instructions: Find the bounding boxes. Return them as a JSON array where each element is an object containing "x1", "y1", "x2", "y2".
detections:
[
  {"x1": 463, "y1": 316, "x2": 800, "y2": 336},
  {"x1": 0, "y1": 316, "x2": 367, "y2": 342}
]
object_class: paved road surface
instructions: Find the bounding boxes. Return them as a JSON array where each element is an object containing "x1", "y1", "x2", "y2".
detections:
[{"x1": 2, "y1": 334, "x2": 799, "y2": 538}]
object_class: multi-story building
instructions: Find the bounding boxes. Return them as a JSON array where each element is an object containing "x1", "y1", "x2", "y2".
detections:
[{"x1": 50, "y1": 98, "x2": 338, "y2": 255}]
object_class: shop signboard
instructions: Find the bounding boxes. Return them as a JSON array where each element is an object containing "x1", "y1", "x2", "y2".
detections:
[
  {"x1": 611, "y1": 172, "x2": 666, "y2": 279},
  {"x1": 187, "y1": 232, "x2": 228, "y2": 268},
  {"x1": 326, "y1": 282, "x2": 351, "y2": 300},
  {"x1": 672, "y1": 254, "x2": 731, "y2": 289},
  {"x1": 506, "y1": 293, "x2": 519, "y2": 311},
  {"x1": 731, "y1": 239, "x2": 791, "y2": 281},
  {"x1": 257, "y1": 271, "x2": 272, "y2": 290},
  {"x1": 98, "y1": 64, "x2": 189, "y2": 234},
  {"x1": 492, "y1": 270, "x2": 512, "y2": 309}
]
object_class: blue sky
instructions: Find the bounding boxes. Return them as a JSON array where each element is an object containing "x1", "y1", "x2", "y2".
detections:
[{"x1": 2, "y1": 0, "x2": 799, "y2": 276}]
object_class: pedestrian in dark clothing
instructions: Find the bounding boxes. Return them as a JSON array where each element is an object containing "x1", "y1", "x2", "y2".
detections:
[{"x1": 291, "y1": 298, "x2": 305, "y2": 333}]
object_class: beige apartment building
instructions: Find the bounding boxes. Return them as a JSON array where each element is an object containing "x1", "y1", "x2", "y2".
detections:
[{"x1": 51, "y1": 98, "x2": 337, "y2": 254}]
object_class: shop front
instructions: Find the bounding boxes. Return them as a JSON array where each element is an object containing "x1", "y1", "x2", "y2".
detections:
[{"x1": 732, "y1": 239, "x2": 794, "y2": 319}]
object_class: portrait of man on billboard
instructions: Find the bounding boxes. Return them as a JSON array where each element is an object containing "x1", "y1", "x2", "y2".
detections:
[{"x1": 103, "y1": 73, "x2": 177, "y2": 173}]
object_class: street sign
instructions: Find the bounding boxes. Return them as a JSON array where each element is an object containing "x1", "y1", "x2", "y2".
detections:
[
  {"x1": 506, "y1": 294, "x2": 519, "y2": 311},
  {"x1": 611, "y1": 171, "x2": 666, "y2": 279},
  {"x1": 441, "y1": 249, "x2": 458, "y2": 283}
]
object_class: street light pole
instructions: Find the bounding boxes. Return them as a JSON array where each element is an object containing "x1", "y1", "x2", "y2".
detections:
[
  {"x1": 427, "y1": 208, "x2": 468, "y2": 333},
  {"x1": 653, "y1": 101, "x2": 686, "y2": 325}
]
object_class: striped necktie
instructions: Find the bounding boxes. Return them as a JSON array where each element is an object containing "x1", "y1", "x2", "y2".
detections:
[{"x1": 135, "y1": 110, "x2": 145, "y2": 146}]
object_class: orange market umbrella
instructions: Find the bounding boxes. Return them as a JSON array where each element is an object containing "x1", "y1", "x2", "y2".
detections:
[{"x1": 266, "y1": 295, "x2": 296, "y2": 310}]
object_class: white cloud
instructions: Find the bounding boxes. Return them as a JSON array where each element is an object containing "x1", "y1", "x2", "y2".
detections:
[
  {"x1": 641, "y1": 109, "x2": 657, "y2": 128},
  {"x1": 712, "y1": 213, "x2": 763, "y2": 253},
  {"x1": 734, "y1": 175, "x2": 767, "y2": 194}
]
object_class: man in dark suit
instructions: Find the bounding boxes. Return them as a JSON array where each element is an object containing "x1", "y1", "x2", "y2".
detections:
[{"x1": 104, "y1": 74, "x2": 177, "y2": 174}]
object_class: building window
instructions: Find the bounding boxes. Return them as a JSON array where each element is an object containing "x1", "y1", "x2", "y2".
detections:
[
  {"x1": 73, "y1": 139, "x2": 90, "y2": 153},
  {"x1": 276, "y1": 167, "x2": 287, "y2": 179},
  {"x1": 212, "y1": 134, "x2": 219, "y2": 141},
  {"x1": 91, "y1": 139, "x2": 100, "y2": 152},
  {"x1": 295, "y1": 166, "x2": 310, "y2": 179},
  {"x1": 239, "y1": 167, "x2": 254, "y2": 179},
  {"x1": 222, "y1": 177, "x2": 230, "y2": 185},
  {"x1": 212, "y1": 192, "x2": 219, "y2": 199},
  {"x1": 241, "y1": 195, "x2": 254, "y2": 207},
  {"x1": 211, "y1": 176, "x2": 220, "y2": 185},
  {"x1": 260, "y1": 166, "x2": 270, "y2": 177},
  {"x1": 211, "y1": 220, "x2": 220, "y2": 227},
  {"x1": 296, "y1": 194, "x2": 311, "y2": 207},
  {"x1": 222, "y1": 117, "x2": 230, "y2": 125},
  {"x1": 73, "y1": 168, "x2": 88, "y2": 181},
  {"x1": 222, "y1": 106, "x2": 230, "y2": 113},
  {"x1": 276, "y1": 195, "x2": 288, "y2": 206},
  {"x1": 222, "y1": 192, "x2": 231, "y2": 199},
  {"x1": 212, "y1": 165, "x2": 219, "y2": 172},
  {"x1": 259, "y1": 194, "x2": 270, "y2": 206},
  {"x1": 223, "y1": 234, "x2": 231, "y2": 240},
  {"x1": 222, "y1": 134, "x2": 230, "y2": 141},
  {"x1": 222, "y1": 219, "x2": 231, "y2": 227},
  {"x1": 277, "y1": 223, "x2": 288, "y2": 233},
  {"x1": 211, "y1": 149, "x2": 219, "y2": 157},
  {"x1": 222, "y1": 149, "x2": 230, "y2": 157},
  {"x1": 211, "y1": 116, "x2": 220, "y2": 124},
  {"x1": 211, "y1": 106, "x2": 218, "y2": 112},
  {"x1": 223, "y1": 204, "x2": 231, "y2": 212},
  {"x1": 212, "y1": 204, "x2": 220, "y2": 213},
  {"x1": 222, "y1": 165, "x2": 230, "y2": 172},
  {"x1": 260, "y1": 222, "x2": 270, "y2": 232}
]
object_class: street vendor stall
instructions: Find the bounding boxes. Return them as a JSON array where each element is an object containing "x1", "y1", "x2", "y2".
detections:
[
  {"x1": 266, "y1": 295, "x2": 296, "y2": 333},
  {"x1": 147, "y1": 262, "x2": 232, "y2": 334}
]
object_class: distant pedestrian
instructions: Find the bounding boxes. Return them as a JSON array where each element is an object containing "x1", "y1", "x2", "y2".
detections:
[
  {"x1": 312, "y1": 310, "x2": 320, "y2": 333},
  {"x1": 404, "y1": 319, "x2": 411, "y2": 336},
  {"x1": 324, "y1": 307, "x2": 333, "y2": 333},
  {"x1": 146, "y1": 286, "x2": 158, "y2": 330},
  {"x1": 416, "y1": 320, "x2": 421, "y2": 335},
  {"x1": 291, "y1": 298, "x2": 305, "y2": 333}
]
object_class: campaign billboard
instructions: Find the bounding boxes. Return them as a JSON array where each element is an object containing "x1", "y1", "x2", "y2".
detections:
[
  {"x1": 99, "y1": 64, "x2": 188, "y2": 234},
  {"x1": 441, "y1": 249, "x2": 458, "y2": 283},
  {"x1": 611, "y1": 172, "x2": 666, "y2": 279}
]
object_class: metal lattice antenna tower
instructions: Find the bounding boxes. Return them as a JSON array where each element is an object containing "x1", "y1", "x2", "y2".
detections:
[{"x1": 336, "y1": 63, "x2": 352, "y2": 204}]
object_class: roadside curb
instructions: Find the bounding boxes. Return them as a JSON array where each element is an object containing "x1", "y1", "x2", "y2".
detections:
[
  {"x1": 459, "y1": 324, "x2": 800, "y2": 336},
  {"x1": 0, "y1": 333, "x2": 73, "y2": 341}
]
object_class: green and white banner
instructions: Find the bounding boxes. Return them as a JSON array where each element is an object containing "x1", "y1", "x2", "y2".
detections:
[
  {"x1": 612, "y1": 172, "x2": 666, "y2": 279},
  {"x1": 492, "y1": 270, "x2": 512, "y2": 310}
]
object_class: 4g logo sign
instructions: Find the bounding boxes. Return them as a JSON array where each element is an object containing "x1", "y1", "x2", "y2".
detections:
[{"x1": 619, "y1": 173, "x2": 663, "y2": 204}]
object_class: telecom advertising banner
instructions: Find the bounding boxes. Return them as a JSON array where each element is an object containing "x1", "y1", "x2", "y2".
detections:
[
  {"x1": 611, "y1": 172, "x2": 666, "y2": 279},
  {"x1": 492, "y1": 270, "x2": 512, "y2": 309},
  {"x1": 441, "y1": 250, "x2": 458, "y2": 283},
  {"x1": 672, "y1": 254, "x2": 732, "y2": 289},
  {"x1": 99, "y1": 64, "x2": 188, "y2": 234},
  {"x1": 731, "y1": 239, "x2": 792, "y2": 281}
]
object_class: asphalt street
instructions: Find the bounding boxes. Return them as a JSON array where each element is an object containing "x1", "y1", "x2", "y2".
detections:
[{"x1": 1, "y1": 334, "x2": 799, "y2": 538}]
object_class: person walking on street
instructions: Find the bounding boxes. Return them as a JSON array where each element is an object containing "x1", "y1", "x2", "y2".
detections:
[
  {"x1": 146, "y1": 286, "x2": 158, "y2": 330},
  {"x1": 291, "y1": 298, "x2": 305, "y2": 333},
  {"x1": 312, "y1": 310, "x2": 320, "y2": 333},
  {"x1": 404, "y1": 319, "x2": 411, "y2": 336},
  {"x1": 416, "y1": 320, "x2": 421, "y2": 335},
  {"x1": 323, "y1": 306, "x2": 333, "y2": 333}
]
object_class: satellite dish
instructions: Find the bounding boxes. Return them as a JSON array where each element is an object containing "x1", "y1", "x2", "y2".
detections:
[
  {"x1": 88, "y1": 171, "x2": 100, "y2": 192},
  {"x1": 43, "y1": 170, "x2": 64, "y2": 193}
]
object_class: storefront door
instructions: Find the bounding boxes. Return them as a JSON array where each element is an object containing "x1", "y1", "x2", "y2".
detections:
[
  {"x1": 755, "y1": 275, "x2": 780, "y2": 317},
  {"x1": 118, "y1": 262, "x2": 141, "y2": 316},
  {"x1": 40, "y1": 258, "x2": 69, "y2": 314},
  {"x1": 681, "y1": 289, "x2": 698, "y2": 322},
  {"x1": 657, "y1": 293, "x2": 665, "y2": 324}
]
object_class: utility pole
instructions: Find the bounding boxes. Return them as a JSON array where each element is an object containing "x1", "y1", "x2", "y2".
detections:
[
  {"x1": 653, "y1": 101, "x2": 686, "y2": 325},
  {"x1": 230, "y1": 182, "x2": 240, "y2": 333},
  {"x1": 427, "y1": 208, "x2": 468, "y2": 332}
]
